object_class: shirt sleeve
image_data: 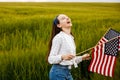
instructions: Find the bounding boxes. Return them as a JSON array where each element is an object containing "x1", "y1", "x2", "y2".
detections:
[
  {"x1": 75, "y1": 56, "x2": 82, "y2": 64},
  {"x1": 48, "y1": 35, "x2": 62, "y2": 64}
]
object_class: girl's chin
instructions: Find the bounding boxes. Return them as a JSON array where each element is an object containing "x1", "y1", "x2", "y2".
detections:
[
  {"x1": 69, "y1": 24, "x2": 72, "y2": 27},
  {"x1": 67, "y1": 23, "x2": 72, "y2": 27}
]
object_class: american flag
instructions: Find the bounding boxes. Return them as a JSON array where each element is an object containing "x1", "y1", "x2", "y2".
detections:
[{"x1": 88, "y1": 29, "x2": 120, "y2": 77}]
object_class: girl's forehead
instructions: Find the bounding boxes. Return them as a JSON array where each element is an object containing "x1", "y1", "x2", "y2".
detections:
[{"x1": 57, "y1": 14, "x2": 68, "y2": 19}]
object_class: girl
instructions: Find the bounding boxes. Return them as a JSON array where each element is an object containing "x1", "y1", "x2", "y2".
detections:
[{"x1": 48, "y1": 14, "x2": 90, "y2": 80}]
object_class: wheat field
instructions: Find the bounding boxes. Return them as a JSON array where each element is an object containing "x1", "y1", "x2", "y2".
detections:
[{"x1": 0, "y1": 2, "x2": 120, "y2": 80}]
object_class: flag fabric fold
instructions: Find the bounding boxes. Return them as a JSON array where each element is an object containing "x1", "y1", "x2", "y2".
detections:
[{"x1": 88, "y1": 28, "x2": 120, "y2": 77}]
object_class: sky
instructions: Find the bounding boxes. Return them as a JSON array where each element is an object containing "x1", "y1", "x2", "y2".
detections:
[{"x1": 0, "y1": 0, "x2": 120, "y2": 2}]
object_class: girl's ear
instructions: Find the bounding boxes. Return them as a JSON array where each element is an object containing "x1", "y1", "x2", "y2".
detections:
[{"x1": 57, "y1": 24, "x2": 61, "y2": 28}]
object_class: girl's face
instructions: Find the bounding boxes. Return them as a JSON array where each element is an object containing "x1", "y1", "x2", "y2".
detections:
[{"x1": 57, "y1": 14, "x2": 72, "y2": 28}]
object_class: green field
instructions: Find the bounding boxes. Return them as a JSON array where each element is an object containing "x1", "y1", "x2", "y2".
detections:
[{"x1": 0, "y1": 2, "x2": 120, "y2": 80}]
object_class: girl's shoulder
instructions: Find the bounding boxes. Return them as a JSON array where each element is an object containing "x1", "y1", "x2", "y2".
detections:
[
  {"x1": 54, "y1": 32, "x2": 63, "y2": 39},
  {"x1": 53, "y1": 32, "x2": 64, "y2": 42}
]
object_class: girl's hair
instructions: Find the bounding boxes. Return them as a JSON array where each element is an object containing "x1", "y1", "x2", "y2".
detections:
[{"x1": 47, "y1": 15, "x2": 62, "y2": 63}]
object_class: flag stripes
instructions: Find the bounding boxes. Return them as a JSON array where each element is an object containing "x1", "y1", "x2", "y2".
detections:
[
  {"x1": 88, "y1": 29, "x2": 120, "y2": 77},
  {"x1": 98, "y1": 37, "x2": 107, "y2": 45},
  {"x1": 88, "y1": 43, "x2": 117, "y2": 77}
]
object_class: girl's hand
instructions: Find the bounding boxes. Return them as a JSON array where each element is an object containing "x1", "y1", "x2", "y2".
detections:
[
  {"x1": 61, "y1": 54, "x2": 75, "y2": 60},
  {"x1": 82, "y1": 53, "x2": 90, "y2": 60}
]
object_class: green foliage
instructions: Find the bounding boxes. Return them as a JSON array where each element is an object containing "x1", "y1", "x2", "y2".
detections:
[{"x1": 0, "y1": 2, "x2": 120, "y2": 80}]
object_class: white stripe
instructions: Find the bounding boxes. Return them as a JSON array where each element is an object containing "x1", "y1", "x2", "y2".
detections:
[
  {"x1": 94, "y1": 45, "x2": 101, "y2": 72},
  {"x1": 105, "y1": 56, "x2": 111, "y2": 76},
  {"x1": 90, "y1": 47, "x2": 97, "y2": 71},
  {"x1": 101, "y1": 55, "x2": 108, "y2": 75},
  {"x1": 98, "y1": 44, "x2": 105, "y2": 73},
  {"x1": 109, "y1": 57, "x2": 115, "y2": 77}
]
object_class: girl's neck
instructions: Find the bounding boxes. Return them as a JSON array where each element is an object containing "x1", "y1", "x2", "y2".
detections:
[{"x1": 62, "y1": 28, "x2": 71, "y2": 35}]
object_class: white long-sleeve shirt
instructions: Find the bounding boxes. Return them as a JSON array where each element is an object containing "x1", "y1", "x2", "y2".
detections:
[{"x1": 48, "y1": 31, "x2": 82, "y2": 68}]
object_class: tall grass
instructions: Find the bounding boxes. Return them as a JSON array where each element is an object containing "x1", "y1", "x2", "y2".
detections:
[{"x1": 0, "y1": 2, "x2": 120, "y2": 80}]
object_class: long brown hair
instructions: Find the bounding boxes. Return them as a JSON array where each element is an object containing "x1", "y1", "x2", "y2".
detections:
[{"x1": 47, "y1": 15, "x2": 62, "y2": 63}]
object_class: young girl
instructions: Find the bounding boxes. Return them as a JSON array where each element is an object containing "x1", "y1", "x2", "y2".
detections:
[{"x1": 48, "y1": 14, "x2": 90, "y2": 80}]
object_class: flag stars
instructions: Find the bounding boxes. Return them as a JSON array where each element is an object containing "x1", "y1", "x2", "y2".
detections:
[{"x1": 105, "y1": 38, "x2": 118, "y2": 56}]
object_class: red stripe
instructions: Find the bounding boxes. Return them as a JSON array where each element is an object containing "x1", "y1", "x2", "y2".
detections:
[
  {"x1": 94, "y1": 45, "x2": 100, "y2": 72},
  {"x1": 106, "y1": 56, "x2": 111, "y2": 76},
  {"x1": 88, "y1": 48, "x2": 95, "y2": 71},
  {"x1": 96, "y1": 44, "x2": 103, "y2": 73},
  {"x1": 119, "y1": 41, "x2": 120, "y2": 50},
  {"x1": 101, "y1": 38, "x2": 107, "y2": 42},
  {"x1": 103, "y1": 55, "x2": 109, "y2": 76},
  {"x1": 97, "y1": 44, "x2": 104, "y2": 74},
  {"x1": 100, "y1": 54, "x2": 105, "y2": 74},
  {"x1": 98, "y1": 37, "x2": 106, "y2": 45},
  {"x1": 90, "y1": 47, "x2": 97, "y2": 72},
  {"x1": 112, "y1": 57, "x2": 117, "y2": 77},
  {"x1": 93, "y1": 46, "x2": 99, "y2": 72},
  {"x1": 108, "y1": 56, "x2": 112, "y2": 77},
  {"x1": 99, "y1": 41, "x2": 102, "y2": 45},
  {"x1": 119, "y1": 46, "x2": 120, "y2": 48}
]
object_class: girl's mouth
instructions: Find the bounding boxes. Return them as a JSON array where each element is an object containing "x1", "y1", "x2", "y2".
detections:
[{"x1": 67, "y1": 21, "x2": 71, "y2": 24}]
